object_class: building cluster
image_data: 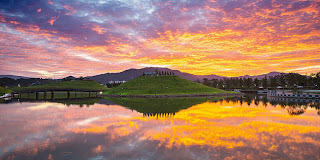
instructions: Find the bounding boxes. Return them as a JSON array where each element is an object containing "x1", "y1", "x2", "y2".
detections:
[{"x1": 108, "y1": 80, "x2": 127, "y2": 84}]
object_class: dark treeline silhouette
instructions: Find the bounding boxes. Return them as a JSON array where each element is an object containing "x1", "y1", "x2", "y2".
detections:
[
  {"x1": 106, "y1": 82, "x2": 122, "y2": 88},
  {"x1": 202, "y1": 72, "x2": 320, "y2": 90},
  {"x1": 0, "y1": 77, "x2": 57, "y2": 87},
  {"x1": 0, "y1": 76, "x2": 90, "y2": 88},
  {"x1": 61, "y1": 76, "x2": 88, "y2": 81}
]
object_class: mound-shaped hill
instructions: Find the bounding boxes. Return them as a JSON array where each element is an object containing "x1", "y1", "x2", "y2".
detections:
[{"x1": 105, "y1": 75, "x2": 233, "y2": 95}]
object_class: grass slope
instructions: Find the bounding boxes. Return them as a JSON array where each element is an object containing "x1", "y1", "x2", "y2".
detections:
[
  {"x1": 12, "y1": 80, "x2": 108, "y2": 92},
  {"x1": 0, "y1": 86, "x2": 11, "y2": 95},
  {"x1": 106, "y1": 75, "x2": 234, "y2": 95}
]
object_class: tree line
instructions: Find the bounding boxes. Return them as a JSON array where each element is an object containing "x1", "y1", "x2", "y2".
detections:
[
  {"x1": 201, "y1": 72, "x2": 320, "y2": 90},
  {"x1": 0, "y1": 77, "x2": 57, "y2": 87}
]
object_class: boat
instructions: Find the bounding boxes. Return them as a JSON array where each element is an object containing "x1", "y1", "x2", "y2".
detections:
[{"x1": 0, "y1": 93, "x2": 11, "y2": 99}]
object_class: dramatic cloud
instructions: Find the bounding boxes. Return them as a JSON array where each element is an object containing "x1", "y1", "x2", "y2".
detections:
[{"x1": 0, "y1": 0, "x2": 319, "y2": 77}]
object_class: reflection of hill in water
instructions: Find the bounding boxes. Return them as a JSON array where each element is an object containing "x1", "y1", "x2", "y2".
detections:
[
  {"x1": 56, "y1": 98, "x2": 101, "y2": 107},
  {"x1": 107, "y1": 97, "x2": 221, "y2": 116}
]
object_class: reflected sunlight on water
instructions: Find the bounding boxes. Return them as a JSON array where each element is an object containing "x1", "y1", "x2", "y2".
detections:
[{"x1": 1, "y1": 97, "x2": 320, "y2": 159}]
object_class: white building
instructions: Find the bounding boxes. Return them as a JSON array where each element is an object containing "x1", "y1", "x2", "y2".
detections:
[{"x1": 108, "y1": 80, "x2": 126, "y2": 84}]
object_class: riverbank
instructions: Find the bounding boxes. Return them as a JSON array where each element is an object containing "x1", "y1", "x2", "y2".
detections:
[{"x1": 0, "y1": 86, "x2": 11, "y2": 95}]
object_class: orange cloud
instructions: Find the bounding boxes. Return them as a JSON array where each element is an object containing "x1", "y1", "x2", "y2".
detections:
[
  {"x1": 9, "y1": 21, "x2": 20, "y2": 25},
  {"x1": 48, "y1": 16, "x2": 59, "y2": 25},
  {"x1": 0, "y1": 15, "x2": 6, "y2": 22},
  {"x1": 92, "y1": 25, "x2": 106, "y2": 34},
  {"x1": 64, "y1": 5, "x2": 76, "y2": 15},
  {"x1": 47, "y1": 0, "x2": 53, "y2": 5},
  {"x1": 1, "y1": 0, "x2": 320, "y2": 77}
]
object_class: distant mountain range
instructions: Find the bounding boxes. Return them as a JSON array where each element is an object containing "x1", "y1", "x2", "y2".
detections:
[
  {"x1": 87, "y1": 67, "x2": 284, "y2": 84},
  {"x1": 236, "y1": 72, "x2": 285, "y2": 80},
  {"x1": 0, "y1": 75, "x2": 30, "y2": 80},
  {"x1": 0, "y1": 67, "x2": 285, "y2": 84},
  {"x1": 88, "y1": 67, "x2": 222, "y2": 84}
]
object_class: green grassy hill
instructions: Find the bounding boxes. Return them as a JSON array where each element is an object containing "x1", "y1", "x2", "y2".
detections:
[
  {"x1": 105, "y1": 75, "x2": 233, "y2": 95},
  {"x1": 0, "y1": 86, "x2": 11, "y2": 95},
  {"x1": 12, "y1": 80, "x2": 108, "y2": 92}
]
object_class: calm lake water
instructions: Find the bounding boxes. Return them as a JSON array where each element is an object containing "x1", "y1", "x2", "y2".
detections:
[{"x1": 1, "y1": 95, "x2": 320, "y2": 160}]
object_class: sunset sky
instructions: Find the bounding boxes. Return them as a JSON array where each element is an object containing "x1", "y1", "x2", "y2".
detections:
[{"x1": 0, "y1": 0, "x2": 319, "y2": 78}]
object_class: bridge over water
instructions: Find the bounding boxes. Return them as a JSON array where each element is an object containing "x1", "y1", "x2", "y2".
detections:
[{"x1": 12, "y1": 89, "x2": 101, "y2": 100}]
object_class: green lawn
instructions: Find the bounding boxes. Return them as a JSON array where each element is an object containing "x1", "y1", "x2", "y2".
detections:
[
  {"x1": 0, "y1": 86, "x2": 11, "y2": 95},
  {"x1": 12, "y1": 80, "x2": 108, "y2": 92},
  {"x1": 105, "y1": 75, "x2": 234, "y2": 95}
]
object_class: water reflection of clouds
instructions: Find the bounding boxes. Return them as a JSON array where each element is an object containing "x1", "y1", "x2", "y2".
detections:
[
  {"x1": 1, "y1": 100, "x2": 320, "y2": 159},
  {"x1": 77, "y1": 117, "x2": 100, "y2": 126},
  {"x1": 145, "y1": 101, "x2": 320, "y2": 159},
  {"x1": 0, "y1": 102, "x2": 141, "y2": 158},
  {"x1": 69, "y1": 101, "x2": 320, "y2": 159},
  {"x1": 27, "y1": 102, "x2": 66, "y2": 110}
]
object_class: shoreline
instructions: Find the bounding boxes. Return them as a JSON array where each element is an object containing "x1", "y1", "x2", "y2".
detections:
[{"x1": 99, "y1": 93, "x2": 241, "y2": 98}]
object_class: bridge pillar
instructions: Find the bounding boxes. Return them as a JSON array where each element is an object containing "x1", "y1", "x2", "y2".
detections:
[
  {"x1": 75, "y1": 91, "x2": 77, "y2": 98},
  {"x1": 44, "y1": 91, "x2": 47, "y2": 100},
  {"x1": 51, "y1": 91, "x2": 54, "y2": 100},
  {"x1": 67, "y1": 90, "x2": 70, "y2": 99},
  {"x1": 36, "y1": 92, "x2": 39, "y2": 100},
  {"x1": 89, "y1": 92, "x2": 91, "y2": 98}
]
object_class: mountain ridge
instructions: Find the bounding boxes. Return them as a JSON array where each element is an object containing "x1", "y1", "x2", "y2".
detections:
[
  {"x1": 88, "y1": 67, "x2": 284, "y2": 84},
  {"x1": 1, "y1": 67, "x2": 285, "y2": 84},
  {"x1": 0, "y1": 75, "x2": 30, "y2": 80}
]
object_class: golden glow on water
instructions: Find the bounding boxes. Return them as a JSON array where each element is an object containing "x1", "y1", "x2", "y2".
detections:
[
  {"x1": 68, "y1": 101, "x2": 320, "y2": 152},
  {"x1": 137, "y1": 102, "x2": 320, "y2": 149},
  {"x1": 1, "y1": 99, "x2": 320, "y2": 159}
]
